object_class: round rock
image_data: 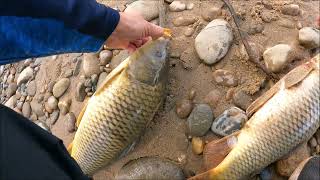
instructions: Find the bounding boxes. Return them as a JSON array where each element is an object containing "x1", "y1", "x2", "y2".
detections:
[
  {"x1": 232, "y1": 90, "x2": 253, "y2": 110},
  {"x1": 47, "y1": 96, "x2": 58, "y2": 110},
  {"x1": 176, "y1": 99, "x2": 193, "y2": 119},
  {"x1": 125, "y1": 0, "x2": 159, "y2": 21},
  {"x1": 99, "y1": 50, "x2": 113, "y2": 65},
  {"x1": 192, "y1": 137, "x2": 204, "y2": 155},
  {"x1": 58, "y1": 99, "x2": 71, "y2": 115},
  {"x1": 30, "y1": 101, "x2": 44, "y2": 117},
  {"x1": 281, "y1": 4, "x2": 300, "y2": 16},
  {"x1": 6, "y1": 83, "x2": 17, "y2": 97},
  {"x1": 66, "y1": 112, "x2": 76, "y2": 132},
  {"x1": 17, "y1": 67, "x2": 33, "y2": 85},
  {"x1": 204, "y1": 90, "x2": 222, "y2": 109},
  {"x1": 75, "y1": 82, "x2": 86, "y2": 102},
  {"x1": 195, "y1": 19, "x2": 233, "y2": 65},
  {"x1": 173, "y1": 17, "x2": 197, "y2": 27},
  {"x1": 83, "y1": 53, "x2": 100, "y2": 77},
  {"x1": 201, "y1": 7, "x2": 221, "y2": 22},
  {"x1": 27, "y1": 81, "x2": 37, "y2": 96},
  {"x1": 187, "y1": 104, "x2": 214, "y2": 137},
  {"x1": 211, "y1": 107, "x2": 247, "y2": 136},
  {"x1": 212, "y1": 69, "x2": 238, "y2": 87},
  {"x1": 52, "y1": 78, "x2": 70, "y2": 98},
  {"x1": 49, "y1": 110, "x2": 59, "y2": 125},
  {"x1": 169, "y1": 1, "x2": 186, "y2": 12},
  {"x1": 298, "y1": 27, "x2": 320, "y2": 49},
  {"x1": 263, "y1": 44, "x2": 292, "y2": 73}
]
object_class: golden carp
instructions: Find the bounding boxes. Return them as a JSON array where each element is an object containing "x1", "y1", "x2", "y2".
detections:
[
  {"x1": 68, "y1": 37, "x2": 170, "y2": 175},
  {"x1": 191, "y1": 54, "x2": 320, "y2": 180}
]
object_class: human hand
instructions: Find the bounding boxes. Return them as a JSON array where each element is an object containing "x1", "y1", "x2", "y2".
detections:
[{"x1": 105, "y1": 11, "x2": 164, "y2": 52}]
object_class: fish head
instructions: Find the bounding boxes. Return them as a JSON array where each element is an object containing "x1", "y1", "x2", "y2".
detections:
[{"x1": 128, "y1": 37, "x2": 170, "y2": 85}]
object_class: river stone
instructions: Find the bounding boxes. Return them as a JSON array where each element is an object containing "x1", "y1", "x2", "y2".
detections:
[
  {"x1": 187, "y1": 104, "x2": 214, "y2": 137},
  {"x1": 176, "y1": 99, "x2": 193, "y2": 119},
  {"x1": 83, "y1": 53, "x2": 100, "y2": 77},
  {"x1": 115, "y1": 157, "x2": 185, "y2": 180},
  {"x1": 173, "y1": 17, "x2": 197, "y2": 27},
  {"x1": 195, "y1": 19, "x2": 233, "y2": 65},
  {"x1": 47, "y1": 96, "x2": 58, "y2": 110},
  {"x1": 66, "y1": 112, "x2": 76, "y2": 132},
  {"x1": 263, "y1": 44, "x2": 292, "y2": 73},
  {"x1": 298, "y1": 27, "x2": 320, "y2": 49},
  {"x1": 169, "y1": 1, "x2": 186, "y2": 12},
  {"x1": 6, "y1": 83, "x2": 17, "y2": 97},
  {"x1": 281, "y1": 4, "x2": 300, "y2": 16},
  {"x1": 52, "y1": 78, "x2": 70, "y2": 98},
  {"x1": 232, "y1": 90, "x2": 253, "y2": 110},
  {"x1": 30, "y1": 101, "x2": 44, "y2": 117},
  {"x1": 58, "y1": 99, "x2": 71, "y2": 115},
  {"x1": 211, "y1": 107, "x2": 247, "y2": 136},
  {"x1": 75, "y1": 82, "x2": 86, "y2": 102},
  {"x1": 201, "y1": 7, "x2": 222, "y2": 22},
  {"x1": 22, "y1": 102, "x2": 31, "y2": 118},
  {"x1": 27, "y1": 81, "x2": 36, "y2": 96},
  {"x1": 125, "y1": 0, "x2": 159, "y2": 21},
  {"x1": 17, "y1": 67, "x2": 33, "y2": 85},
  {"x1": 212, "y1": 69, "x2": 238, "y2": 87},
  {"x1": 49, "y1": 110, "x2": 59, "y2": 125},
  {"x1": 99, "y1": 50, "x2": 113, "y2": 65}
]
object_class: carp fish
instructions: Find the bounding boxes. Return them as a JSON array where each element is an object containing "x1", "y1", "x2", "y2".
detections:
[
  {"x1": 68, "y1": 36, "x2": 170, "y2": 175},
  {"x1": 190, "y1": 54, "x2": 320, "y2": 180}
]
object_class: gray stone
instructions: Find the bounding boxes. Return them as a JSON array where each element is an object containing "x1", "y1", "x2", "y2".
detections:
[
  {"x1": 6, "y1": 83, "x2": 17, "y2": 97},
  {"x1": 187, "y1": 104, "x2": 214, "y2": 136},
  {"x1": 233, "y1": 90, "x2": 253, "y2": 110},
  {"x1": 84, "y1": 79, "x2": 92, "y2": 87},
  {"x1": 125, "y1": 0, "x2": 159, "y2": 21},
  {"x1": 201, "y1": 7, "x2": 221, "y2": 22},
  {"x1": 211, "y1": 107, "x2": 247, "y2": 136},
  {"x1": 169, "y1": 1, "x2": 186, "y2": 12},
  {"x1": 27, "y1": 81, "x2": 37, "y2": 96},
  {"x1": 49, "y1": 110, "x2": 59, "y2": 125},
  {"x1": 62, "y1": 69, "x2": 73, "y2": 78},
  {"x1": 212, "y1": 69, "x2": 238, "y2": 87},
  {"x1": 75, "y1": 82, "x2": 86, "y2": 102},
  {"x1": 58, "y1": 99, "x2": 71, "y2": 115},
  {"x1": 47, "y1": 81, "x2": 56, "y2": 93},
  {"x1": 17, "y1": 67, "x2": 33, "y2": 85},
  {"x1": 91, "y1": 74, "x2": 99, "y2": 85},
  {"x1": 83, "y1": 53, "x2": 100, "y2": 77},
  {"x1": 281, "y1": 4, "x2": 300, "y2": 16},
  {"x1": 298, "y1": 27, "x2": 320, "y2": 49},
  {"x1": 195, "y1": 19, "x2": 233, "y2": 65},
  {"x1": 16, "y1": 101, "x2": 23, "y2": 110},
  {"x1": 263, "y1": 44, "x2": 292, "y2": 72},
  {"x1": 47, "y1": 96, "x2": 58, "y2": 110},
  {"x1": 73, "y1": 58, "x2": 82, "y2": 76},
  {"x1": 97, "y1": 72, "x2": 108, "y2": 89},
  {"x1": 99, "y1": 50, "x2": 113, "y2": 66},
  {"x1": 247, "y1": 23, "x2": 264, "y2": 35},
  {"x1": 22, "y1": 102, "x2": 31, "y2": 118},
  {"x1": 66, "y1": 112, "x2": 76, "y2": 132},
  {"x1": 30, "y1": 101, "x2": 44, "y2": 117},
  {"x1": 173, "y1": 17, "x2": 197, "y2": 27},
  {"x1": 52, "y1": 78, "x2": 70, "y2": 98}
]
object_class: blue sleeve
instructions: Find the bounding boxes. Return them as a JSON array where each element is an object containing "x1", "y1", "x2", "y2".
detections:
[{"x1": 0, "y1": 0, "x2": 120, "y2": 65}]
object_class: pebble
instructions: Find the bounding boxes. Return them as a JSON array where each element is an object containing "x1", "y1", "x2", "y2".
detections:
[
  {"x1": 298, "y1": 27, "x2": 320, "y2": 49},
  {"x1": 125, "y1": 0, "x2": 159, "y2": 21},
  {"x1": 262, "y1": 0, "x2": 273, "y2": 10},
  {"x1": 184, "y1": 27, "x2": 195, "y2": 37},
  {"x1": 202, "y1": 7, "x2": 222, "y2": 22},
  {"x1": 232, "y1": 90, "x2": 253, "y2": 110},
  {"x1": 281, "y1": 4, "x2": 300, "y2": 16},
  {"x1": 30, "y1": 101, "x2": 44, "y2": 117},
  {"x1": 84, "y1": 79, "x2": 93, "y2": 88},
  {"x1": 66, "y1": 112, "x2": 76, "y2": 132},
  {"x1": 47, "y1": 81, "x2": 56, "y2": 93},
  {"x1": 263, "y1": 44, "x2": 292, "y2": 72},
  {"x1": 211, "y1": 107, "x2": 247, "y2": 136},
  {"x1": 73, "y1": 58, "x2": 82, "y2": 76},
  {"x1": 192, "y1": 137, "x2": 204, "y2": 155},
  {"x1": 83, "y1": 53, "x2": 100, "y2": 77},
  {"x1": 49, "y1": 110, "x2": 59, "y2": 125},
  {"x1": 195, "y1": 19, "x2": 233, "y2": 65},
  {"x1": 169, "y1": 1, "x2": 186, "y2": 12},
  {"x1": 5, "y1": 95, "x2": 17, "y2": 108},
  {"x1": 14, "y1": 107, "x2": 21, "y2": 114},
  {"x1": 30, "y1": 113, "x2": 37, "y2": 121},
  {"x1": 7, "y1": 74, "x2": 14, "y2": 83},
  {"x1": 188, "y1": 89, "x2": 196, "y2": 100},
  {"x1": 187, "y1": 104, "x2": 214, "y2": 137},
  {"x1": 85, "y1": 87, "x2": 91, "y2": 93},
  {"x1": 212, "y1": 69, "x2": 238, "y2": 87},
  {"x1": 110, "y1": 51, "x2": 130, "y2": 69},
  {"x1": 91, "y1": 74, "x2": 99, "y2": 86},
  {"x1": 115, "y1": 157, "x2": 185, "y2": 180},
  {"x1": 173, "y1": 17, "x2": 197, "y2": 27},
  {"x1": 261, "y1": 10, "x2": 277, "y2": 23},
  {"x1": 62, "y1": 69, "x2": 73, "y2": 78},
  {"x1": 97, "y1": 72, "x2": 108, "y2": 89},
  {"x1": 16, "y1": 101, "x2": 23, "y2": 110},
  {"x1": 6, "y1": 83, "x2": 17, "y2": 97},
  {"x1": 75, "y1": 82, "x2": 86, "y2": 102},
  {"x1": 17, "y1": 67, "x2": 33, "y2": 85},
  {"x1": 87, "y1": 92, "x2": 93, "y2": 97},
  {"x1": 58, "y1": 99, "x2": 71, "y2": 115},
  {"x1": 247, "y1": 23, "x2": 265, "y2": 35},
  {"x1": 176, "y1": 99, "x2": 193, "y2": 119},
  {"x1": 44, "y1": 102, "x2": 53, "y2": 114},
  {"x1": 27, "y1": 81, "x2": 36, "y2": 96},
  {"x1": 309, "y1": 137, "x2": 317, "y2": 148},
  {"x1": 204, "y1": 90, "x2": 222, "y2": 109},
  {"x1": 186, "y1": 3, "x2": 194, "y2": 10},
  {"x1": 35, "y1": 121, "x2": 50, "y2": 132},
  {"x1": 99, "y1": 50, "x2": 113, "y2": 65},
  {"x1": 23, "y1": 58, "x2": 33, "y2": 67},
  {"x1": 52, "y1": 78, "x2": 70, "y2": 98},
  {"x1": 276, "y1": 143, "x2": 310, "y2": 177},
  {"x1": 47, "y1": 96, "x2": 58, "y2": 111},
  {"x1": 277, "y1": 18, "x2": 296, "y2": 29}
]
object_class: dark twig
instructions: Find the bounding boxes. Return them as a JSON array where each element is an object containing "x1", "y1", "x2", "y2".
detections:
[{"x1": 221, "y1": 0, "x2": 279, "y2": 80}]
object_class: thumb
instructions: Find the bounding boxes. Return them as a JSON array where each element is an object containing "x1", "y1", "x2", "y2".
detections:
[{"x1": 145, "y1": 23, "x2": 164, "y2": 39}]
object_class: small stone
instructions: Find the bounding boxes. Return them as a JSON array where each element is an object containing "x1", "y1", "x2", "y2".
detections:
[
  {"x1": 44, "y1": 102, "x2": 53, "y2": 114},
  {"x1": 23, "y1": 58, "x2": 33, "y2": 66},
  {"x1": 316, "y1": 145, "x2": 320, "y2": 154},
  {"x1": 277, "y1": 18, "x2": 296, "y2": 29},
  {"x1": 97, "y1": 72, "x2": 108, "y2": 89},
  {"x1": 276, "y1": 143, "x2": 310, "y2": 177},
  {"x1": 261, "y1": 10, "x2": 276, "y2": 23},
  {"x1": 232, "y1": 90, "x2": 253, "y2": 110},
  {"x1": 84, "y1": 79, "x2": 92, "y2": 88},
  {"x1": 85, "y1": 87, "x2": 91, "y2": 93},
  {"x1": 17, "y1": 67, "x2": 33, "y2": 85},
  {"x1": 204, "y1": 90, "x2": 222, "y2": 109},
  {"x1": 6, "y1": 83, "x2": 17, "y2": 97},
  {"x1": 281, "y1": 4, "x2": 300, "y2": 16},
  {"x1": 298, "y1": 27, "x2": 320, "y2": 49},
  {"x1": 212, "y1": 69, "x2": 238, "y2": 87},
  {"x1": 165, "y1": 0, "x2": 174, "y2": 3},
  {"x1": 87, "y1": 92, "x2": 93, "y2": 97},
  {"x1": 47, "y1": 96, "x2": 58, "y2": 110},
  {"x1": 52, "y1": 55, "x2": 58, "y2": 60},
  {"x1": 10, "y1": 67, "x2": 16, "y2": 75},
  {"x1": 188, "y1": 89, "x2": 196, "y2": 100},
  {"x1": 30, "y1": 101, "x2": 44, "y2": 117},
  {"x1": 184, "y1": 27, "x2": 195, "y2": 37},
  {"x1": 169, "y1": 1, "x2": 186, "y2": 12},
  {"x1": 125, "y1": 1, "x2": 159, "y2": 21},
  {"x1": 192, "y1": 137, "x2": 204, "y2": 155},
  {"x1": 27, "y1": 81, "x2": 36, "y2": 96},
  {"x1": 75, "y1": 82, "x2": 86, "y2": 102},
  {"x1": 186, "y1": 3, "x2": 194, "y2": 10},
  {"x1": 187, "y1": 104, "x2": 214, "y2": 137},
  {"x1": 49, "y1": 110, "x2": 59, "y2": 125},
  {"x1": 44, "y1": 93, "x2": 52, "y2": 102},
  {"x1": 211, "y1": 107, "x2": 247, "y2": 136},
  {"x1": 52, "y1": 78, "x2": 70, "y2": 98},
  {"x1": 16, "y1": 101, "x2": 23, "y2": 110},
  {"x1": 176, "y1": 99, "x2": 193, "y2": 119},
  {"x1": 247, "y1": 23, "x2": 265, "y2": 35},
  {"x1": 5, "y1": 95, "x2": 17, "y2": 108},
  {"x1": 263, "y1": 44, "x2": 293, "y2": 72},
  {"x1": 30, "y1": 113, "x2": 37, "y2": 121},
  {"x1": 202, "y1": 7, "x2": 222, "y2": 22},
  {"x1": 91, "y1": 74, "x2": 99, "y2": 85},
  {"x1": 195, "y1": 19, "x2": 233, "y2": 65},
  {"x1": 170, "y1": 52, "x2": 181, "y2": 58},
  {"x1": 47, "y1": 81, "x2": 56, "y2": 93},
  {"x1": 62, "y1": 69, "x2": 73, "y2": 78},
  {"x1": 83, "y1": 53, "x2": 100, "y2": 77},
  {"x1": 99, "y1": 50, "x2": 113, "y2": 65},
  {"x1": 58, "y1": 99, "x2": 71, "y2": 115},
  {"x1": 110, "y1": 51, "x2": 130, "y2": 69},
  {"x1": 309, "y1": 137, "x2": 317, "y2": 148},
  {"x1": 73, "y1": 58, "x2": 82, "y2": 76},
  {"x1": 66, "y1": 112, "x2": 76, "y2": 132},
  {"x1": 173, "y1": 17, "x2": 197, "y2": 27},
  {"x1": 262, "y1": 0, "x2": 273, "y2": 10}
]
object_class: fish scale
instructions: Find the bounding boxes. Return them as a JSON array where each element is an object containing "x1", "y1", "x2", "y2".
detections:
[{"x1": 208, "y1": 63, "x2": 320, "y2": 180}]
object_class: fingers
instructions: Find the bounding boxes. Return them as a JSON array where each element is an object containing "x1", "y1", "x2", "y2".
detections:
[{"x1": 146, "y1": 23, "x2": 164, "y2": 39}]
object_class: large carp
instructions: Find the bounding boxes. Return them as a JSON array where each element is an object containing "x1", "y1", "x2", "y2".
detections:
[
  {"x1": 191, "y1": 54, "x2": 320, "y2": 180},
  {"x1": 68, "y1": 37, "x2": 170, "y2": 175}
]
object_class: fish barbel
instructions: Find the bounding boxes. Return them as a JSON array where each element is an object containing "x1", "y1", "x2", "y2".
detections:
[
  {"x1": 191, "y1": 54, "x2": 320, "y2": 180},
  {"x1": 68, "y1": 37, "x2": 170, "y2": 175}
]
